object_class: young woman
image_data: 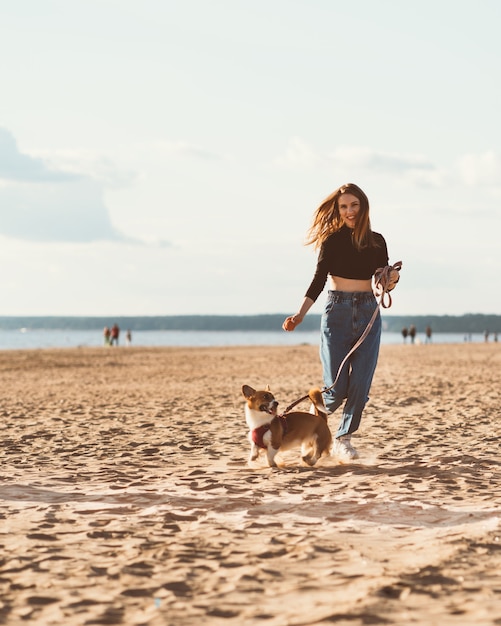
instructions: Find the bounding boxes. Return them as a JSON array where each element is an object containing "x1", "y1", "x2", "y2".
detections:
[{"x1": 283, "y1": 183, "x2": 399, "y2": 459}]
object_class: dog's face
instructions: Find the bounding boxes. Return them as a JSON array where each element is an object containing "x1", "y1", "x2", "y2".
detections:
[{"x1": 242, "y1": 385, "x2": 278, "y2": 416}]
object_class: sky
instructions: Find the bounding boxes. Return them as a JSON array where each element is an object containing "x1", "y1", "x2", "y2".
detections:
[{"x1": 0, "y1": 0, "x2": 500, "y2": 318}]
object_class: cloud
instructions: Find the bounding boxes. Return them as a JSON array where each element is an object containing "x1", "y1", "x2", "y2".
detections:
[
  {"x1": 457, "y1": 150, "x2": 501, "y2": 186},
  {"x1": 33, "y1": 150, "x2": 138, "y2": 188},
  {"x1": 0, "y1": 179, "x2": 125, "y2": 243},
  {"x1": 0, "y1": 128, "x2": 78, "y2": 182},
  {"x1": 272, "y1": 138, "x2": 436, "y2": 176},
  {"x1": 272, "y1": 140, "x2": 501, "y2": 197},
  {"x1": 0, "y1": 127, "x2": 149, "y2": 244},
  {"x1": 328, "y1": 146, "x2": 435, "y2": 173},
  {"x1": 272, "y1": 137, "x2": 322, "y2": 169}
]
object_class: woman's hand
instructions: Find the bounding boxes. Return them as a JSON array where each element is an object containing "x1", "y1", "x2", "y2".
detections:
[
  {"x1": 282, "y1": 314, "x2": 302, "y2": 332},
  {"x1": 387, "y1": 268, "x2": 400, "y2": 291},
  {"x1": 374, "y1": 264, "x2": 401, "y2": 292}
]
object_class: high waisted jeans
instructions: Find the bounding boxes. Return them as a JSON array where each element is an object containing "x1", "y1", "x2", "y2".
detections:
[{"x1": 320, "y1": 291, "x2": 381, "y2": 438}]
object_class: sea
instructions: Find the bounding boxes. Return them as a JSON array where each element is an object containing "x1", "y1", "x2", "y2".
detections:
[{"x1": 0, "y1": 329, "x2": 486, "y2": 351}]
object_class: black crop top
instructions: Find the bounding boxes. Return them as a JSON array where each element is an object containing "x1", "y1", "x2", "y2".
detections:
[{"x1": 305, "y1": 225, "x2": 389, "y2": 302}]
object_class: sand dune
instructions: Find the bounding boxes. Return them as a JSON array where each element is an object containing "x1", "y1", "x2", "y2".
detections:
[{"x1": 0, "y1": 343, "x2": 500, "y2": 625}]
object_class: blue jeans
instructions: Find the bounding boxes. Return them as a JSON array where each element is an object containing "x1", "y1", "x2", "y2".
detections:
[{"x1": 320, "y1": 291, "x2": 381, "y2": 438}]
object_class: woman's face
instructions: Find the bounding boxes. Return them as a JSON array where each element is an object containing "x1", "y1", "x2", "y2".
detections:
[{"x1": 338, "y1": 193, "x2": 360, "y2": 229}]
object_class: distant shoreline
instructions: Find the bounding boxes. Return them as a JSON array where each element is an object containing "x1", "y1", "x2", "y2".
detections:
[{"x1": 0, "y1": 313, "x2": 500, "y2": 334}]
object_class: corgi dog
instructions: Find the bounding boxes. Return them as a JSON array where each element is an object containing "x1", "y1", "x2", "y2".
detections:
[{"x1": 242, "y1": 385, "x2": 332, "y2": 467}]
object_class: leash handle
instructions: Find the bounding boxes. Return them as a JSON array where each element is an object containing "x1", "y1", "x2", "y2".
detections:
[
  {"x1": 374, "y1": 261, "x2": 402, "y2": 309},
  {"x1": 281, "y1": 261, "x2": 403, "y2": 415}
]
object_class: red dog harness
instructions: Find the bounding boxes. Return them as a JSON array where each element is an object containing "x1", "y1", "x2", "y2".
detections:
[{"x1": 251, "y1": 417, "x2": 288, "y2": 449}]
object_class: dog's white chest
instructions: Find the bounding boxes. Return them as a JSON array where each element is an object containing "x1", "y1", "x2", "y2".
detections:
[{"x1": 244, "y1": 406, "x2": 273, "y2": 430}]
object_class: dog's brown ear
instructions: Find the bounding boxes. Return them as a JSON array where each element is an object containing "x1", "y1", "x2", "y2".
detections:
[{"x1": 242, "y1": 385, "x2": 256, "y2": 399}]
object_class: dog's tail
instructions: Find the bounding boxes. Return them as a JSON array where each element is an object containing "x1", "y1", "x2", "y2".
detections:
[{"x1": 308, "y1": 388, "x2": 328, "y2": 421}]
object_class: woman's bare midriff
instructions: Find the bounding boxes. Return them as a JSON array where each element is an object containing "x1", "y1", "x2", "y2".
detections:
[{"x1": 329, "y1": 276, "x2": 372, "y2": 292}]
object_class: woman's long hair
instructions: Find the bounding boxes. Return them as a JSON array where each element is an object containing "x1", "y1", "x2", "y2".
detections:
[{"x1": 305, "y1": 183, "x2": 375, "y2": 251}]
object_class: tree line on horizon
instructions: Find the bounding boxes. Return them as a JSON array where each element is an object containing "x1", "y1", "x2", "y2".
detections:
[{"x1": 0, "y1": 314, "x2": 499, "y2": 334}]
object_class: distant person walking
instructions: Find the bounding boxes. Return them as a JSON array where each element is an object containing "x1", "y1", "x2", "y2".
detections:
[
  {"x1": 103, "y1": 326, "x2": 111, "y2": 346},
  {"x1": 110, "y1": 323, "x2": 120, "y2": 346},
  {"x1": 484, "y1": 330, "x2": 489, "y2": 343},
  {"x1": 425, "y1": 325, "x2": 432, "y2": 343},
  {"x1": 409, "y1": 324, "x2": 416, "y2": 344},
  {"x1": 126, "y1": 329, "x2": 132, "y2": 346},
  {"x1": 401, "y1": 327, "x2": 408, "y2": 343}
]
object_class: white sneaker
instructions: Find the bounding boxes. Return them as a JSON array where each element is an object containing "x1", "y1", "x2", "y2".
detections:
[{"x1": 332, "y1": 435, "x2": 359, "y2": 460}]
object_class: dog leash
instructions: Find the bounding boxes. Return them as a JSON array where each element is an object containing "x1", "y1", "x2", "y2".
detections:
[{"x1": 281, "y1": 261, "x2": 403, "y2": 416}]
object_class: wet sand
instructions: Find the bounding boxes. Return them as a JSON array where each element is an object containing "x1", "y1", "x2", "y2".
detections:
[{"x1": 0, "y1": 343, "x2": 500, "y2": 625}]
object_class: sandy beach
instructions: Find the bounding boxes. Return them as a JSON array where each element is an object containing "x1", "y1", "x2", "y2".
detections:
[{"x1": 1, "y1": 343, "x2": 500, "y2": 625}]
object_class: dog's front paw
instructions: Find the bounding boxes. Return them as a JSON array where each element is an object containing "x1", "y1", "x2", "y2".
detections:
[
  {"x1": 267, "y1": 453, "x2": 279, "y2": 468},
  {"x1": 248, "y1": 443, "x2": 260, "y2": 462},
  {"x1": 266, "y1": 446, "x2": 280, "y2": 468},
  {"x1": 302, "y1": 454, "x2": 317, "y2": 466}
]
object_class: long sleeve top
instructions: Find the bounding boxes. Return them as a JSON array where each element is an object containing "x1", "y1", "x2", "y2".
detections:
[{"x1": 305, "y1": 225, "x2": 389, "y2": 302}]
